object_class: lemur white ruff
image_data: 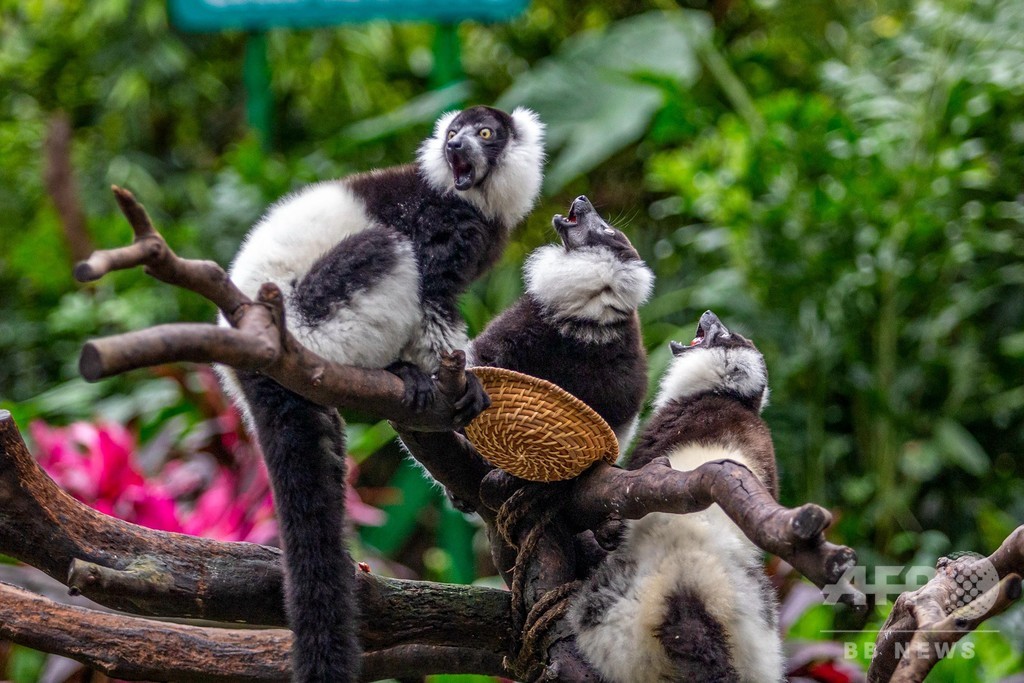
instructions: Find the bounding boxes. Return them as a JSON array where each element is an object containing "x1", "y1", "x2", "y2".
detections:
[
  {"x1": 569, "y1": 311, "x2": 783, "y2": 683},
  {"x1": 221, "y1": 106, "x2": 544, "y2": 683},
  {"x1": 469, "y1": 195, "x2": 653, "y2": 448}
]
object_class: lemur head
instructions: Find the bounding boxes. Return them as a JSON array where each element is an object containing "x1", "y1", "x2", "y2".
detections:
[
  {"x1": 653, "y1": 310, "x2": 769, "y2": 412},
  {"x1": 419, "y1": 105, "x2": 545, "y2": 229},
  {"x1": 552, "y1": 195, "x2": 642, "y2": 260},
  {"x1": 525, "y1": 196, "x2": 654, "y2": 343}
]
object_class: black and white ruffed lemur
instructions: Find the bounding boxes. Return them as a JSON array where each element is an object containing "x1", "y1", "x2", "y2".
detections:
[
  {"x1": 469, "y1": 195, "x2": 653, "y2": 449},
  {"x1": 218, "y1": 106, "x2": 545, "y2": 682},
  {"x1": 568, "y1": 310, "x2": 784, "y2": 683}
]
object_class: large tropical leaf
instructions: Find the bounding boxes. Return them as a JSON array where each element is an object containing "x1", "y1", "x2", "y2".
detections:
[{"x1": 497, "y1": 9, "x2": 710, "y2": 192}]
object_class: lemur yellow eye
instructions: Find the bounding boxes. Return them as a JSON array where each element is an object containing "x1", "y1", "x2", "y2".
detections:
[
  {"x1": 447, "y1": 130, "x2": 456, "y2": 140},
  {"x1": 479, "y1": 128, "x2": 493, "y2": 139}
]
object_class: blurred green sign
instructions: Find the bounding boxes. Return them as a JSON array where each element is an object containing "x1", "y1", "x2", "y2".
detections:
[{"x1": 169, "y1": 0, "x2": 530, "y2": 31}]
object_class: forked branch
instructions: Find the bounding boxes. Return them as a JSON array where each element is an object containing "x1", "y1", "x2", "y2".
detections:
[
  {"x1": 76, "y1": 187, "x2": 474, "y2": 431},
  {"x1": 868, "y1": 526, "x2": 1024, "y2": 683},
  {"x1": 569, "y1": 458, "x2": 860, "y2": 599}
]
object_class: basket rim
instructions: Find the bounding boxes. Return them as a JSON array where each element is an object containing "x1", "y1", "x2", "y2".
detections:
[{"x1": 467, "y1": 365, "x2": 619, "y2": 464}]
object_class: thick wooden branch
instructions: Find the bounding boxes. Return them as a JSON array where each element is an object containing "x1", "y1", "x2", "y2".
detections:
[
  {"x1": 0, "y1": 582, "x2": 509, "y2": 682},
  {"x1": 0, "y1": 410, "x2": 510, "y2": 657},
  {"x1": 0, "y1": 408, "x2": 282, "y2": 624},
  {"x1": 80, "y1": 321, "x2": 281, "y2": 378},
  {"x1": 75, "y1": 187, "x2": 475, "y2": 431},
  {"x1": 568, "y1": 458, "x2": 860, "y2": 600},
  {"x1": 478, "y1": 472, "x2": 602, "y2": 681},
  {"x1": 0, "y1": 581, "x2": 289, "y2": 682},
  {"x1": 868, "y1": 526, "x2": 1024, "y2": 683}
]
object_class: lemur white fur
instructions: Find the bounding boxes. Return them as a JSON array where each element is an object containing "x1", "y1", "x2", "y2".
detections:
[
  {"x1": 228, "y1": 184, "x2": 422, "y2": 369},
  {"x1": 573, "y1": 447, "x2": 784, "y2": 683},
  {"x1": 525, "y1": 244, "x2": 655, "y2": 324},
  {"x1": 653, "y1": 344, "x2": 770, "y2": 412},
  {"x1": 418, "y1": 107, "x2": 545, "y2": 228},
  {"x1": 524, "y1": 244, "x2": 654, "y2": 345}
]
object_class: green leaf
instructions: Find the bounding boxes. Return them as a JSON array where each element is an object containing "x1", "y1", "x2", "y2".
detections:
[
  {"x1": 998, "y1": 331, "x2": 1024, "y2": 358},
  {"x1": 6, "y1": 646, "x2": 46, "y2": 683},
  {"x1": 346, "y1": 420, "x2": 397, "y2": 463},
  {"x1": 497, "y1": 10, "x2": 709, "y2": 192},
  {"x1": 933, "y1": 418, "x2": 990, "y2": 476},
  {"x1": 339, "y1": 82, "x2": 473, "y2": 145}
]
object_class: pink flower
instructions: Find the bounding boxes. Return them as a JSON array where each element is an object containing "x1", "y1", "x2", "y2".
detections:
[
  {"x1": 30, "y1": 420, "x2": 182, "y2": 533},
  {"x1": 30, "y1": 387, "x2": 385, "y2": 545}
]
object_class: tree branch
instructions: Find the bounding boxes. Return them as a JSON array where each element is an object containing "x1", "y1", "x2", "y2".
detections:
[
  {"x1": 568, "y1": 459, "x2": 861, "y2": 600},
  {"x1": 0, "y1": 582, "x2": 510, "y2": 682},
  {"x1": 75, "y1": 187, "x2": 475, "y2": 431},
  {"x1": 0, "y1": 410, "x2": 511, "y2": 657},
  {"x1": 43, "y1": 112, "x2": 93, "y2": 264},
  {"x1": 0, "y1": 581, "x2": 290, "y2": 682},
  {"x1": 868, "y1": 526, "x2": 1024, "y2": 683}
]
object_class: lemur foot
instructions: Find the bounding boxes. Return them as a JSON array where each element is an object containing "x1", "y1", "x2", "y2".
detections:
[
  {"x1": 386, "y1": 361, "x2": 436, "y2": 412},
  {"x1": 452, "y1": 371, "x2": 491, "y2": 427}
]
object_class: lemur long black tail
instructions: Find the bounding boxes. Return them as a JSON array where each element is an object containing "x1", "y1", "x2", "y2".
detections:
[{"x1": 238, "y1": 372, "x2": 361, "y2": 683}]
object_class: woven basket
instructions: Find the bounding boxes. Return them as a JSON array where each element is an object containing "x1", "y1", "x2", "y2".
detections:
[{"x1": 463, "y1": 366, "x2": 618, "y2": 482}]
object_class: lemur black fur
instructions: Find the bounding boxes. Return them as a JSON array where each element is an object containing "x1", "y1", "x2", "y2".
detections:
[
  {"x1": 569, "y1": 311, "x2": 784, "y2": 683},
  {"x1": 469, "y1": 195, "x2": 653, "y2": 448},
  {"x1": 221, "y1": 106, "x2": 545, "y2": 682}
]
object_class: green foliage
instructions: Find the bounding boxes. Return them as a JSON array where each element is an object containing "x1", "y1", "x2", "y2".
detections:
[
  {"x1": 498, "y1": 9, "x2": 707, "y2": 192},
  {"x1": 2, "y1": 0, "x2": 1024, "y2": 676},
  {"x1": 4, "y1": 646, "x2": 45, "y2": 683},
  {"x1": 646, "y1": 0, "x2": 1024, "y2": 553}
]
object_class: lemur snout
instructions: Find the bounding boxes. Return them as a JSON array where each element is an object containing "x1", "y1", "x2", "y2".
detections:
[{"x1": 571, "y1": 195, "x2": 594, "y2": 216}]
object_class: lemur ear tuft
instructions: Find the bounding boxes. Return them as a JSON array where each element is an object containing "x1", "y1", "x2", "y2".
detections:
[
  {"x1": 431, "y1": 110, "x2": 460, "y2": 140},
  {"x1": 510, "y1": 107, "x2": 546, "y2": 147}
]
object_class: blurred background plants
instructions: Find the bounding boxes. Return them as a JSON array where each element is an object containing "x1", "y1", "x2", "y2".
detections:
[{"x1": 2, "y1": 0, "x2": 1023, "y2": 680}]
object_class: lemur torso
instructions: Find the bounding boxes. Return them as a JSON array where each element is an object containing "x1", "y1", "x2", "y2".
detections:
[
  {"x1": 570, "y1": 311, "x2": 784, "y2": 683},
  {"x1": 469, "y1": 196, "x2": 652, "y2": 448},
  {"x1": 222, "y1": 106, "x2": 545, "y2": 683}
]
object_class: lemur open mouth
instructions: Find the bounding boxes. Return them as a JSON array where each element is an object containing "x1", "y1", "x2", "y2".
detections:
[
  {"x1": 552, "y1": 213, "x2": 575, "y2": 232},
  {"x1": 552, "y1": 212, "x2": 577, "y2": 238},
  {"x1": 448, "y1": 152, "x2": 476, "y2": 191},
  {"x1": 566, "y1": 203, "x2": 579, "y2": 224},
  {"x1": 552, "y1": 196, "x2": 592, "y2": 235},
  {"x1": 670, "y1": 311, "x2": 723, "y2": 355},
  {"x1": 690, "y1": 322, "x2": 706, "y2": 347}
]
